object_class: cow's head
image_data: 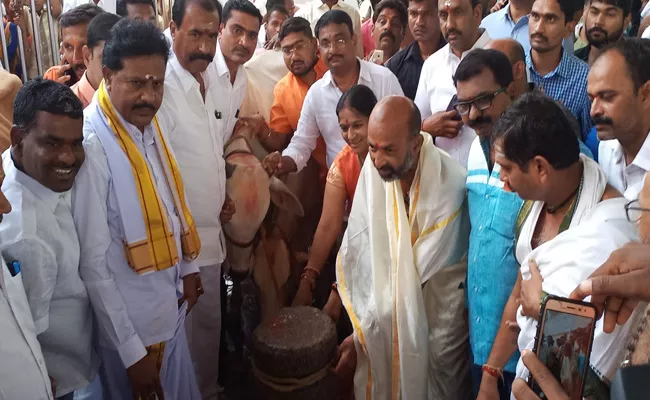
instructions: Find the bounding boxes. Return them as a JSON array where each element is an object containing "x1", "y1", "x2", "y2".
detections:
[{"x1": 223, "y1": 136, "x2": 303, "y2": 274}]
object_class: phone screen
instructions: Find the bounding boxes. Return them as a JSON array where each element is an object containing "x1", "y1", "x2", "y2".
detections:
[{"x1": 532, "y1": 308, "x2": 595, "y2": 399}]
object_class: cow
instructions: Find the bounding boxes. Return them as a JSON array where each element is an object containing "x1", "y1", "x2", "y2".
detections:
[{"x1": 223, "y1": 134, "x2": 304, "y2": 325}]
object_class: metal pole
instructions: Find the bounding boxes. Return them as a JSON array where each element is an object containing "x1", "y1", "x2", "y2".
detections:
[
  {"x1": 29, "y1": 0, "x2": 44, "y2": 75},
  {"x1": 153, "y1": 0, "x2": 159, "y2": 21},
  {"x1": 45, "y1": 0, "x2": 58, "y2": 69},
  {"x1": 15, "y1": 25, "x2": 27, "y2": 82},
  {"x1": 0, "y1": 19, "x2": 10, "y2": 70},
  {"x1": 160, "y1": 0, "x2": 167, "y2": 28}
]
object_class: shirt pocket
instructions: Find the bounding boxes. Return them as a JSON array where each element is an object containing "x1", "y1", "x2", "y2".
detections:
[{"x1": 488, "y1": 190, "x2": 523, "y2": 240}]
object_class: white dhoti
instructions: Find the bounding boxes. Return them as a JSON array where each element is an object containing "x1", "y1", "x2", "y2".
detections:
[
  {"x1": 514, "y1": 156, "x2": 642, "y2": 390},
  {"x1": 99, "y1": 303, "x2": 201, "y2": 400},
  {"x1": 185, "y1": 264, "x2": 222, "y2": 400},
  {"x1": 337, "y1": 133, "x2": 472, "y2": 399}
]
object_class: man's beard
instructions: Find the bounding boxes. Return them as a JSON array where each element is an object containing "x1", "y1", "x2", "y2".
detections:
[
  {"x1": 376, "y1": 149, "x2": 416, "y2": 182},
  {"x1": 586, "y1": 25, "x2": 624, "y2": 48},
  {"x1": 293, "y1": 56, "x2": 319, "y2": 77}
]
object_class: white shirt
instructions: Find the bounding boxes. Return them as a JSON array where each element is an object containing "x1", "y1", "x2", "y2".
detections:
[
  {"x1": 0, "y1": 254, "x2": 53, "y2": 400},
  {"x1": 643, "y1": 26, "x2": 650, "y2": 39},
  {"x1": 160, "y1": 54, "x2": 227, "y2": 268},
  {"x1": 283, "y1": 59, "x2": 403, "y2": 172},
  {"x1": 598, "y1": 132, "x2": 650, "y2": 200},
  {"x1": 414, "y1": 30, "x2": 491, "y2": 168},
  {"x1": 295, "y1": 0, "x2": 364, "y2": 58},
  {"x1": 0, "y1": 154, "x2": 98, "y2": 396},
  {"x1": 207, "y1": 42, "x2": 248, "y2": 143},
  {"x1": 73, "y1": 107, "x2": 199, "y2": 368},
  {"x1": 63, "y1": 0, "x2": 116, "y2": 14}
]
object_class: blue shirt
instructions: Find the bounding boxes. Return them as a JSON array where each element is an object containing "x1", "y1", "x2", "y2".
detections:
[
  {"x1": 480, "y1": 5, "x2": 574, "y2": 55},
  {"x1": 527, "y1": 49, "x2": 592, "y2": 140},
  {"x1": 466, "y1": 137, "x2": 522, "y2": 372}
]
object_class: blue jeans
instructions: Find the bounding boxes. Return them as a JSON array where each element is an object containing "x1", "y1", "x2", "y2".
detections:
[{"x1": 471, "y1": 363, "x2": 516, "y2": 400}]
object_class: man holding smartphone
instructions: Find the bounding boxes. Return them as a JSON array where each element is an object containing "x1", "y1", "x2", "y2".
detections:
[{"x1": 477, "y1": 92, "x2": 638, "y2": 399}]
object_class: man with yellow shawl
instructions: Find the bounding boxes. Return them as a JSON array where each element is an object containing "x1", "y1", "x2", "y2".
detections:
[
  {"x1": 72, "y1": 20, "x2": 201, "y2": 399},
  {"x1": 335, "y1": 95, "x2": 472, "y2": 399}
]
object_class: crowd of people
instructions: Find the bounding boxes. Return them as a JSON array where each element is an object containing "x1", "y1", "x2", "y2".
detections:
[{"x1": 0, "y1": 0, "x2": 649, "y2": 398}]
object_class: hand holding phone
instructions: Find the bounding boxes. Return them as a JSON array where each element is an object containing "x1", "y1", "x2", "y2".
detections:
[
  {"x1": 369, "y1": 49, "x2": 384, "y2": 65},
  {"x1": 529, "y1": 296, "x2": 596, "y2": 400}
]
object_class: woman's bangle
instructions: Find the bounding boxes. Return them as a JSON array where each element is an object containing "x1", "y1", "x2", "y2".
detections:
[
  {"x1": 304, "y1": 266, "x2": 320, "y2": 278},
  {"x1": 300, "y1": 273, "x2": 316, "y2": 292}
]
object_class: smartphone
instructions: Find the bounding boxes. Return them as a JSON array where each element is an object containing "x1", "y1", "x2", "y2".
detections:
[
  {"x1": 529, "y1": 295, "x2": 597, "y2": 400},
  {"x1": 370, "y1": 49, "x2": 384, "y2": 65},
  {"x1": 446, "y1": 95, "x2": 462, "y2": 121}
]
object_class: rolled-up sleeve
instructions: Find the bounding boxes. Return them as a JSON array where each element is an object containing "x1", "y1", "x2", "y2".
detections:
[
  {"x1": 282, "y1": 88, "x2": 320, "y2": 172},
  {"x1": 72, "y1": 137, "x2": 147, "y2": 368}
]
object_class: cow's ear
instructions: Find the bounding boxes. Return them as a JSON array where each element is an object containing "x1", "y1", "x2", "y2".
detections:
[{"x1": 269, "y1": 176, "x2": 304, "y2": 217}]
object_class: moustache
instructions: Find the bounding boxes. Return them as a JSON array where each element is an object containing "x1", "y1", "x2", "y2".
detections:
[
  {"x1": 132, "y1": 103, "x2": 156, "y2": 111},
  {"x1": 379, "y1": 30, "x2": 396, "y2": 42},
  {"x1": 531, "y1": 33, "x2": 548, "y2": 42},
  {"x1": 233, "y1": 46, "x2": 250, "y2": 56},
  {"x1": 445, "y1": 29, "x2": 462, "y2": 39},
  {"x1": 587, "y1": 27, "x2": 607, "y2": 37},
  {"x1": 592, "y1": 116, "x2": 613, "y2": 126},
  {"x1": 468, "y1": 116, "x2": 492, "y2": 128},
  {"x1": 189, "y1": 52, "x2": 214, "y2": 62}
]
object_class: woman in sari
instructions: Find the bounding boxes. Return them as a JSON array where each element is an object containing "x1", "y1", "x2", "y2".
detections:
[{"x1": 292, "y1": 84, "x2": 377, "y2": 307}]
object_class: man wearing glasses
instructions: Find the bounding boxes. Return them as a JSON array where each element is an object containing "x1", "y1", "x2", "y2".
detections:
[
  {"x1": 263, "y1": 10, "x2": 403, "y2": 176},
  {"x1": 455, "y1": 49, "x2": 597, "y2": 400}
]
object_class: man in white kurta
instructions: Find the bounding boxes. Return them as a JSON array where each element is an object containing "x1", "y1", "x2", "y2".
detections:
[
  {"x1": 336, "y1": 96, "x2": 472, "y2": 399},
  {"x1": 479, "y1": 93, "x2": 638, "y2": 399},
  {"x1": 72, "y1": 19, "x2": 200, "y2": 400},
  {"x1": 0, "y1": 166, "x2": 53, "y2": 400},
  {"x1": 0, "y1": 79, "x2": 100, "y2": 398},
  {"x1": 159, "y1": 1, "x2": 232, "y2": 398}
]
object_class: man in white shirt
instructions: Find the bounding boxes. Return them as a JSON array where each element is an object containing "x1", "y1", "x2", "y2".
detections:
[
  {"x1": 159, "y1": 0, "x2": 234, "y2": 398},
  {"x1": 0, "y1": 166, "x2": 53, "y2": 400},
  {"x1": 211, "y1": 0, "x2": 262, "y2": 142},
  {"x1": 590, "y1": 38, "x2": 650, "y2": 200},
  {"x1": 263, "y1": 10, "x2": 403, "y2": 175},
  {"x1": 295, "y1": 0, "x2": 365, "y2": 57},
  {"x1": 0, "y1": 79, "x2": 101, "y2": 399},
  {"x1": 414, "y1": 0, "x2": 490, "y2": 167},
  {"x1": 72, "y1": 19, "x2": 201, "y2": 400}
]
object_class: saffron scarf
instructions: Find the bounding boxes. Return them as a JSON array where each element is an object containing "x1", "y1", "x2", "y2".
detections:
[{"x1": 96, "y1": 81, "x2": 200, "y2": 274}]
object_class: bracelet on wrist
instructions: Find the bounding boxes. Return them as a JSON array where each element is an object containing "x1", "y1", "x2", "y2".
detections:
[
  {"x1": 482, "y1": 364, "x2": 504, "y2": 381},
  {"x1": 300, "y1": 273, "x2": 316, "y2": 292}
]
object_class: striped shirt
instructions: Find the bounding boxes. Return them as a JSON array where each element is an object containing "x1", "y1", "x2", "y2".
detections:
[{"x1": 526, "y1": 49, "x2": 592, "y2": 140}]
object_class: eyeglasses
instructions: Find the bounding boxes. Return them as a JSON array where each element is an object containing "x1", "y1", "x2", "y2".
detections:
[
  {"x1": 318, "y1": 38, "x2": 347, "y2": 51},
  {"x1": 625, "y1": 199, "x2": 650, "y2": 223},
  {"x1": 454, "y1": 87, "x2": 507, "y2": 116},
  {"x1": 281, "y1": 41, "x2": 308, "y2": 57}
]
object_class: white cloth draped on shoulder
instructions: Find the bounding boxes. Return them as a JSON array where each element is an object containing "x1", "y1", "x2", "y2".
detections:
[
  {"x1": 336, "y1": 132, "x2": 472, "y2": 399},
  {"x1": 514, "y1": 155, "x2": 641, "y2": 389}
]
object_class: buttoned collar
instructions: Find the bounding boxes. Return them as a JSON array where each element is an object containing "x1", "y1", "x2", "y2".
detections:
[
  {"x1": 168, "y1": 54, "x2": 212, "y2": 95},
  {"x1": 321, "y1": 58, "x2": 370, "y2": 89},
  {"x1": 446, "y1": 29, "x2": 491, "y2": 63},
  {"x1": 404, "y1": 40, "x2": 423, "y2": 62},
  {"x1": 527, "y1": 47, "x2": 572, "y2": 79},
  {"x1": 613, "y1": 131, "x2": 650, "y2": 172},
  {"x1": 213, "y1": 41, "x2": 246, "y2": 91},
  {"x1": 7, "y1": 153, "x2": 70, "y2": 212},
  {"x1": 500, "y1": 4, "x2": 530, "y2": 27}
]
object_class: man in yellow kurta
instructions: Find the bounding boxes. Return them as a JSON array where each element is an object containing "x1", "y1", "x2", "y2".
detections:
[{"x1": 335, "y1": 95, "x2": 472, "y2": 398}]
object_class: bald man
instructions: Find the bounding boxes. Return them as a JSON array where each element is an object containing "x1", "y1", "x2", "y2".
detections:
[
  {"x1": 485, "y1": 38, "x2": 531, "y2": 98},
  {"x1": 334, "y1": 96, "x2": 472, "y2": 399}
]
